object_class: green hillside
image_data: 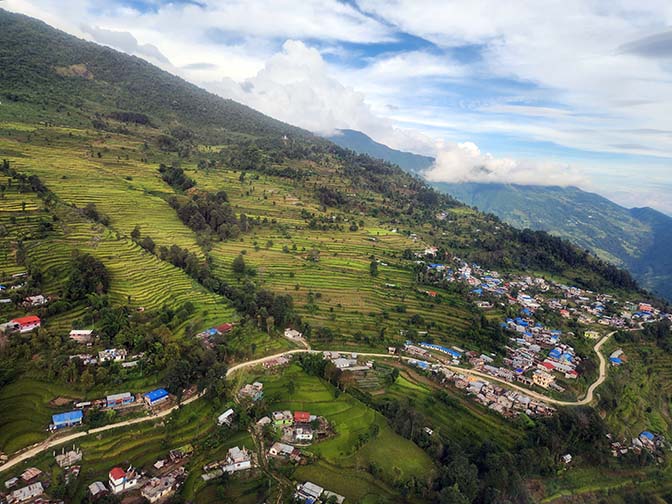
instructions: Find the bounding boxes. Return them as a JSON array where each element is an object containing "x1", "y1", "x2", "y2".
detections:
[
  {"x1": 325, "y1": 128, "x2": 672, "y2": 301},
  {"x1": 0, "y1": 8, "x2": 669, "y2": 504}
]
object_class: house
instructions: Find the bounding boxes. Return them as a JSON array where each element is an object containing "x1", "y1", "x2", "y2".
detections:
[
  {"x1": 106, "y1": 392, "x2": 134, "y2": 408},
  {"x1": 269, "y1": 442, "x2": 300, "y2": 461},
  {"x1": 98, "y1": 348, "x2": 127, "y2": 362},
  {"x1": 333, "y1": 357, "x2": 356, "y2": 369},
  {"x1": 584, "y1": 330, "x2": 600, "y2": 340},
  {"x1": 215, "y1": 322, "x2": 234, "y2": 334},
  {"x1": 217, "y1": 408, "x2": 235, "y2": 426},
  {"x1": 238, "y1": 382, "x2": 264, "y2": 401},
  {"x1": 5, "y1": 477, "x2": 19, "y2": 489},
  {"x1": 144, "y1": 388, "x2": 169, "y2": 406},
  {"x1": 109, "y1": 467, "x2": 139, "y2": 494},
  {"x1": 294, "y1": 426, "x2": 314, "y2": 441},
  {"x1": 285, "y1": 328, "x2": 303, "y2": 340},
  {"x1": 24, "y1": 295, "x2": 47, "y2": 307},
  {"x1": 273, "y1": 410, "x2": 293, "y2": 426},
  {"x1": 141, "y1": 475, "x2": 177, "y2": 503},
  {"x1": 562, "y1": 453, "x2": 572, "y2": 464},
  {"x1": 69, "y1": 329, "x2": 94, "y2": 344},
  {"x1": 296, "y1": 481, "x2": 324, "y2": 502},
  {"x1": 8, "y1": 482, "x2": 43, "y2": 503},
  {"x1": 294, "y1": 411, "x2": 311, "y2": 424},
  {"x1": 222, "y1": 446, "x2": 252, "y2": 473},
  {"x1": 9, "y1": 315, "x2": 41, "y2": 333},
  {"x1": 387, "y1": 346, "x2": 396, "y2": 355},
  {"x1": 533, "y1": 370, "x2": 555, "y2": 389},
  {"x1": 88, "y1": 481, "x2": 107, "y2": 498},
  {"x1": 51, "y1": 410, "x2": 83, "y2": 430},
  {"x1": 20, "y1": 468, "x2": 42, "y2": 482}
]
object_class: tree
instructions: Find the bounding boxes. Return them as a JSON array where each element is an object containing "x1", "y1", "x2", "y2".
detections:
[
  {"x1": 130, "y1": 225, "x2": 141, "y2": 241},
  {"x1": 64, "y1": 252, "x2": 110, "y2": 301},
  {"x1": 370, "y1": 260, "x2": 379, "y2": 277},
  {"x1": 232, "y1": 254, "x2": 246, "y2": 275}
]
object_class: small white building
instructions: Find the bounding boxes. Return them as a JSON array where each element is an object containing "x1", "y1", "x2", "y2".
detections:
[
  {"x1": 217, "y1": 408, "x2": 235, "y2": 426},
  {"x1": 69, "y1": 329, "x2": 94, "y2": 344},
  {"x1": 108, "y1": 467, "x2": 139, "y2": 494}
]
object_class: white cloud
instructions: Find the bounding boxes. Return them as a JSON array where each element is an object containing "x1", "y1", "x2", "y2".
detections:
[
  {"x1": 424, "y1": 141, "x2": 587, "y2": 187},
  {"x1": 80, "y1": 25, "x2": 170, "y2": 64}
]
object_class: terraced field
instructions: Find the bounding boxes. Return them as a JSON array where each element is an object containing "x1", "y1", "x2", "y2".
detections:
[
  {"x1": 0, "y1": 377, "x2": 83, "y2": 454},
  {"x1": 602, "y1": 342, "x2": 672, "y2": 439},
  {"x1": 190, "y1": 167, "x2": 478, "y2": 348},
  {"x1": 378, "y1": 371, "x2": 524, "y2": 450},
  {"x1": 255, "y1": 364, "x2": 436, "y2": 502}
]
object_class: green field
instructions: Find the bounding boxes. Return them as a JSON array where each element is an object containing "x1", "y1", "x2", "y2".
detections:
[{"x1": 253, "y1": 364, "x2": 436, "y2": 502}]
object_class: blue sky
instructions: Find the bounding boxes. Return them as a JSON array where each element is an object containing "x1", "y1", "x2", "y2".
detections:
[{"x1": 6, "y1": 0, "x2": 672, "y2": 213}]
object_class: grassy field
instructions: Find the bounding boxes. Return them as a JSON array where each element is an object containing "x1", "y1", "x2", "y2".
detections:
[
  {"x1": 254, "y1": 364, "x2": 436, "y2": 502},
  {"x1": 377, "y1": 370, "x2": 524, "y2": 450}
]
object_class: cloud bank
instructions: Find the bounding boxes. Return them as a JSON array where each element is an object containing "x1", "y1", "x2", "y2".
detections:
[{"x1": 424, "y1": 142, "x2": 587, "y2": 187}]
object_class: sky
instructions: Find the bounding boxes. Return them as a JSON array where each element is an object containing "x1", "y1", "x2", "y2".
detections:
[{"x1": 5, "y1": 0, "x2": 672, "y2": 213}]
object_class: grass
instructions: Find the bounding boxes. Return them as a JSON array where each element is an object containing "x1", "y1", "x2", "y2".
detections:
[{"x1": 254, "y1": 364, "x2": 436, "y2": 501}]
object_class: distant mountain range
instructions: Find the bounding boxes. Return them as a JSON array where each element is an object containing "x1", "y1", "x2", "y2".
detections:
[{"x1": 327, "y1": 129, "x2": 672, "y2": 300}]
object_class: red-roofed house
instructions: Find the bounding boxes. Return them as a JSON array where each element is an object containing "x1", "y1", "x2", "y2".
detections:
[
  {"x1": 10, "y1": 315, "x2": 41, "y2": 333},
  {"x1": 216, "y1": 323, "x2": 234, "y2": 334},
  {"x1": 293, "y1": 411, "x2": 310, "y2": 424},
  {"x1": 539, "y1": 362, "x2": 555, "y2": 372},
  {"x1": 109, "y1": 467, "x2": 139, "y2": 494}
]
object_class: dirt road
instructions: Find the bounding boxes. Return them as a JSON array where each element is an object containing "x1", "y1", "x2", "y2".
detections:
[{"x1": 0, "y1": 331, "x2": 615, "y2": 473}]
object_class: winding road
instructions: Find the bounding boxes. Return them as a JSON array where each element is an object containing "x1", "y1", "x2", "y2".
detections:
[{"x1": 0, "y1": 331, "x2": 615, "y2": 474}]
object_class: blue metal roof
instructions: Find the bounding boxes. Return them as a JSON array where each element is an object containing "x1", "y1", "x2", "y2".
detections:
[
  {"x1": 640, "y1": 431, "x2": 654, "y2": 440},
  {"x1": 609, "y1": 357, "x2": 622, "y2": 364},
  {"x1": 144, "y1": 388, "x2": 169, "y2": 403},
  {"x1": 52, "y1": 410, "x2": 83, "y2": 424}
]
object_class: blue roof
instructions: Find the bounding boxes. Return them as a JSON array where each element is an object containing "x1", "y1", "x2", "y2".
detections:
[
  {"x1": 561, "y1": 353, "x2": 573, "y2": 362},
  {"x1": 521, "y1": 308, "x2": 531, "y2": 315},
  {"x1": 640, "y1": 431, "x2": 654, "y2": 440},
  {"x1": 472, "y1": 288, "x2": 482, "y2": 295},
  {"x1": 52, "y1": 410, "x2": 83, "y2": 424},
  {"x1": 428, "y1": 263, "x2": 443, "y2": 268},
  {"x1": 549, "y1": 349, "x2": 562, "y2": 359},
  {"x1": 609, "y1": 357, "x2": 622, "y2": 364},
  {"x1": 551, "y1": 330, "x2": 562, "y2": 335},
  {"x1": 144, "y1": 388, "x2": 169, "y2": 403},
  {"x1": 500, "y1": 322, "x2": 508, "y2": 328},
  {"x1": 515, "y1": 368, "x2": 524, "y2": 374}
]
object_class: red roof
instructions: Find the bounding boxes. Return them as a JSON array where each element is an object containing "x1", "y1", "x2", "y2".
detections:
[
  {"x1": 109, "y1": 467, "x2": 125, "y2": 481},
  {"x1": 11, "y1": 315, "x2": 40, "y2": 326},
  {"x1": 216, "y1": 323, "x2": 234, "y2": 333},
  {"x1": 541, "y1": 362, "x2": 555, "y2": 371},
  {"x1": 294, "y1": 411, "x2": 310, "y2": 423}
]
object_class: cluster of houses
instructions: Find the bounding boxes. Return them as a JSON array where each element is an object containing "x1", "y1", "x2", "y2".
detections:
[
  {"x1": 89, "y1": 447, "x2": 192, "y2": 501},
  {"x1": 201, "y1": 446, "x2": 254, "y2": 481},
  {"x1": 263, "y1": 410, "x2": 322, "y2": 444},
  {"x1": 195, "y1": 321, "x2": 234, "y2": 348},
  {"x1": 421, "y1": 255, "x2": 669, "y2": 331},
  {"x1": 2, "y1": 466, "x2": 48, "y2": 504},
  {"x1": 48, "y1": 388, "x2": 171, "y2": 430},
  {"x1": 413, "y1": 253, "x2": 671, "y2": 397},
  {"x1": 608, "y1": 431, "x2": 668, "y2": 459},
  {"x1": 295, "y1": 481, "x2": 345, "y2": 504},
  {"x1": 407, "y1": 359, "x2": 555, "y2": 418}
]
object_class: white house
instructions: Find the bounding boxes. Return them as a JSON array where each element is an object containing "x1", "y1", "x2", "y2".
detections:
[
  {"x1": 108, "y1": 467, "x2": 139, "y2": 494},
  {"x1": 217, "y1": 408, "x2": 235, "y2": 426},
  {"x1": 222, "y1": 446, "x2": 252, "y2": 473},
  {"x1": 69, "y1": 329, "x2": 94, "y2": 344}
]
